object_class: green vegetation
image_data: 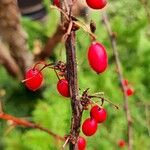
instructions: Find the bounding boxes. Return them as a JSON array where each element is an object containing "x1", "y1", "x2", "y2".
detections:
[{"x1": 0, "y1": 0, "x2": 150, "y2": 149}]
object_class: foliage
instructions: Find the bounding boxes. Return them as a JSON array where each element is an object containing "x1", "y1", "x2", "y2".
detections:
[{"x1": 0, "y1": 0, "x2": 150, "y2": 149}]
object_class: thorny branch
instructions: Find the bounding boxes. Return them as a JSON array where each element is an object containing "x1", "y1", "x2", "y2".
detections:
[
  {"x1": 102, "y1": 11, "x2": 133, "y2": 150},
  {"x1": 61, "y1": 0, "x2": 83, "y2": 149},
  {"x1": 65, "y1": 31, "x2": 83, "y2": 149}
]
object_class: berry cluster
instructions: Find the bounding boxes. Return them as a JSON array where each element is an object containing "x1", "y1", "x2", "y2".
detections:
[
  {"x1": 24, "y1": 40, "x2": 108, "y2": 93},
  {"x1": 24, "y1": 39, "x2": 109, "y2": 148},
  {"x1": 82, "y1": 105, "x2": 107, "y2": 136},
  {"x1": 122, "y1": 79, "x2": 135, "y2": 96},
  {"x1": 24, "y1": 62, "x2": 70, "y2": 98},
  {"x1": 81, "y1": 41, "x2": 108, "y2": 138},
  {"x1": 23, "y1": 1, "x2": 113, "y2": 149}
]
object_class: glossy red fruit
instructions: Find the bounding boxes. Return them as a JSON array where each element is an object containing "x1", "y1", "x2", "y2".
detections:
[
  {"x1": 25, "y1": 68, "x2": 43, "y2": 91},
  {"x1": 82, "y1": 118, "x2": 98, "y2": 136},
  {"x1": 53, "y1": 0, "x2": 60, "y2": 7},
  {"x1": 126, "y1": 87, "x2": 134, "y2": 96},
  {"x1": 88, "y1": 42, "x2": 108, "y2": 74},
  {"x1": 57, "y1": 79, "x2": 70, "y2": 97},
  {"x1": 118, "y1": 139, "x2": 126, "y2": 148},
  {"x1": 90, "y1": 105, "x2": 107, "y2": 123},
  {"x1": 86, "y1": 0, "x2": 107, "y2": 9},
  {"x1": 78, "y1": 136, "x2": 86, "y2": 150}
]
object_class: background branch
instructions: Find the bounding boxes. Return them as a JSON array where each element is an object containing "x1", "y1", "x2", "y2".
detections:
[
  {"x1": 145, "y1": 106, "x2": 150, "y2": 136},
  {"x1": 102, "y1": 11, "x2": 133, "y2": 150},
  {"x1": 0, "y1": 113, "x2": 65, "y2": 141},
  {"x1": 35, "y1": 25, "x2": 66, "y2": 60}
]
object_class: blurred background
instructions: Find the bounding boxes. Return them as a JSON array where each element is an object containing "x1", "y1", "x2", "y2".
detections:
[{"x1": 0, "y1": 0, "x2": 150, "y2": 149}]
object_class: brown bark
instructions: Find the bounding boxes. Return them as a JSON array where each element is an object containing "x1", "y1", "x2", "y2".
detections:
[
  {"x1": 0, "y1": 0, "x2": 33, "y2": 75},
  {"x1": 59, "y1": 1, "x2": 84, "y2": 149},
  {"x1": 65, "y1": 32, "x2": 83, "y2": 150}
]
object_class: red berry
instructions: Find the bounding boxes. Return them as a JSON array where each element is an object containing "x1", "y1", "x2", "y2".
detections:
[
  {"x1": 88, "y1": 42, "x2": 108, "y2": 74},
  {"x1": 90, "y1": 105, "x2": 107, "y2": 123},
  {"x1": 25, "y1": 68, "x2": 43, "y2": 91},
  {"x1": 126, "y1": 87, "x2": 134, "y2": 96},
  {"x1": 118, "y1": 140, "x2": 126, "y2": 148},
  {"x1": 57, "y1": 79, "x2": 70, "y2": 97},
  {"x1": 82, "y1": 118, "x2": 98, "y2": 136},
  {"x1": 86, "y1": 0, "x2": 107, "y2": 9},
  {"x1": 53, "y1": 0, "x2": 60, "y2": 7},
  {"x1": 78, "y1": 136, "x2": 86, "y2": 150}
]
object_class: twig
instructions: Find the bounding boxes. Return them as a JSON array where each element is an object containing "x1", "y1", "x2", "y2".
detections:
[
  {"x1": 0, "y1": 113, "x2": 65, "y2": 141},
  {"x1": 62, "y1": 21, "x2": 73, "y2": 42},
  {"x1": 145, "y1": 106, "x2": 150, "y2": 136},
  {"x1": 62, "y1": 137, "x2": 69, "y2": 149},
  {"x1": 0, "y1": 100, "x2": 3, "y2": 113},
  {"x1": 90, "y1": 95, "x2": 119, "y2": 109},
  {"x1": 35, "y1": 25, "x2": 66, "y2": 60},
  {"x1": 102, "y1": 11, "x2": 133, "y2": 150},
  {"x1": 72, "y1": 20, "x2": 96, "y2": 40}
]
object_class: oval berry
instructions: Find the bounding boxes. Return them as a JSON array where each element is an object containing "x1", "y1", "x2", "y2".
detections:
[
  {"x1": 86, "y1": 0, "x2": 107, "y2": 9},
  {"x1": 25, "y1": 68, "x2": 43, "y2": 91},
  {"x1": 57, "y1": 79, "x2": 70, "y2": 97},
  {"x1": 82, "y1": 118, "x2": 98, "y2": 136},
  {"x1": 53, "y1": 0, "x2": 60, "y2": 7},
  {"x1": 126, "y1": 87, "x2": 134, "y2": 96},
  {"x1": 118, "y1": 139, "x2": 126, "y2": 148},
  {"x1": 88, "y1": 42, "x2": 108, "y2": 74},
  {"x1": 90, "y1": 105, "x2": 107, "y2": 123},
  {"x1": 78, "y1": 136, "x2": 86, "y2": 150}
]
